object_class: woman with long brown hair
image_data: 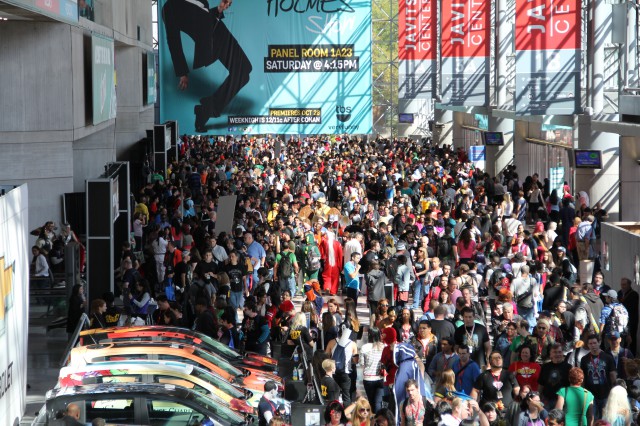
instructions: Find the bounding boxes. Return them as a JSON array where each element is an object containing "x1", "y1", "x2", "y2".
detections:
[{"x1": 371, "y1": 298, "x2": 389, "y2": 329}]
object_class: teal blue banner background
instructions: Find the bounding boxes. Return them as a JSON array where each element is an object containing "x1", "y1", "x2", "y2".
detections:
[{"x1": 158, "y1": 0, "x2": 372, "y2": 135}]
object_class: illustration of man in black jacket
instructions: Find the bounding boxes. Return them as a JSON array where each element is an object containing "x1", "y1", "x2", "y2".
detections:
[{"x1": 162, "y1": 0, "x2": 252, "y2": 132}]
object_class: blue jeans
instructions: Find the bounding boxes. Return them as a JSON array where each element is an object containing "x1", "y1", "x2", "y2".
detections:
[
  {"x1": 229, "y1": 291, "x2": 244, "y2": 322},
  {"x1": 363, "y1": 379, "x2": 385, "y2": 413},
  {"x1": 280, "y1": 276, "x2": 296, "y2": 297},
  {"x1": 412, "y1": 278, "x2": 424, "y2": 310},
  {"x1": 518, "y1": 306, "x2": 535, "y2": 331}
]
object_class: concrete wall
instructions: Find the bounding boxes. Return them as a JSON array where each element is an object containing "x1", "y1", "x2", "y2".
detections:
[
  {"x1": 600, "y1": 223, "x2": 640, "y2": 288},
  {"x1": 600, "y1": 222, "x2": 640, "y2": 347},
  {"x1": 0, "y1": 22, "x2": 73, "y2": 131},
  {"x1": 0, "y1": 3, "x2": 154, "y2": 231},
  {"x1": 620, "y1": 136, "x2": 640, "y2": 221}
]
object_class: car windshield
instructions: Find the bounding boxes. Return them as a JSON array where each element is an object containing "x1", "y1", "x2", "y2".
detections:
[
  {"x1": 190, "y1": 331, "x2": 242, "y2": 359},
  {"x1": 191, "y1": 367, "x2": 248, "y2": 399},
  {"x1": 193, "y1": 347, "x2": 244, "y2": 377},
  {"x1": 185, "y1": 391, "x2": 248, "y2": 425}
]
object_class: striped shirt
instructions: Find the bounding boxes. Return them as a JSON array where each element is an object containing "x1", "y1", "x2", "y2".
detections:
[{"x1": 360, "y1": 342, "x2": 384, "y2": 381}]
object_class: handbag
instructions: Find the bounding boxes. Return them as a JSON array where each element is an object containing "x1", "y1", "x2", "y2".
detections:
[{"x1": 516, "y1": 278, "x2": 535, "y2": 309}]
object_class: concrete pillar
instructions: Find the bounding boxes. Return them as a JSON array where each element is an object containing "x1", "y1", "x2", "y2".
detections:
[
  {"x1": 487, "y1": 115, "x2": 514, "y2": 176},
  {"x1": 619, "y1": 136, "x2": 640, "y2": 221},
  {"x1": 496, "y1": 0, "x2": 514, "y2": 108},
  {"x1": 575, "y1": 116, "x2": 621, "y2": 220},
  {"x1": 513, "y1": 120, "x2": 532, "y2": 179},
  {"x1": 591, "y1": 0, "x2": 611, "y2": 114},
  {"x1": 451, "y1": 112, "x2": 465, "y2": 149},
  {"x1": 434, "y1": 109, "x2": 453, "y2": 146}
]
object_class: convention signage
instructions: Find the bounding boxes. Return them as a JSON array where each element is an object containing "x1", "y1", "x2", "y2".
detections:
[
  {"x1": 398, "y1": 0, "x2": 437, "y2": 100},
  {"x1": 158, "y1": 0, "x2": 372, "y2": 135},
  {"x1": 91, "y1": 34, "x2": 116, "y2": 125},
  {"x1": 515, "y1": 0, "x2": 581, "y2": 115},
  {"x1": 0, "y1": 185, "x2": 29, "y2": 426},
  {"x1": 440, "y1": 0, "x2": 490, "y2": 106}
]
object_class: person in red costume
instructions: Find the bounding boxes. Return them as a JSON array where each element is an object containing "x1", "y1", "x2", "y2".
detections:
[{"x1": 320, "y1": 230, "x2": 343, "y2": 295}]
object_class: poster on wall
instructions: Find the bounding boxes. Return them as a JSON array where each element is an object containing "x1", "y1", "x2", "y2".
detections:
[
  {"x1": 0, "y1": 185, "x2": 29, "y2": 426},
  {"x1": 515, "y1": 0, "x2": 581, "y2": 115},
  {"x1": 147, "y1": 52, "x2": 157, "y2": 105},
  {"x1": 468, "y1": 145, "x2": 486, "y2": 170},
  {"x1": 440, "y1": 0, "x2": 490, "y2": 106},
  {"x1": 92, "y1": 34, "x2": 117, "y2": 125},
  {"x1": 158, "y1": 0, "x2": 372, "y2": 135},
  {"x1": 398, "y1": 0, "x2": 437, "y2": 100},
  {"x1": 549, "y1": 167, "x2": 565, "y2": 196}
]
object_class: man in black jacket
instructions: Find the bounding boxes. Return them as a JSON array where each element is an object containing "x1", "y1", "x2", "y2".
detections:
[{"x1": 162, "y1": 0, "x2": 252, "y2": 132}]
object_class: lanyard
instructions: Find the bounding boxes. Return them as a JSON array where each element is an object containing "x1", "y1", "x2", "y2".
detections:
[
  {"x1": 443, "y1": 353, "x2": 452, "y2": 370},
  {"x1": 465, "y1": 325, "x2": 475, "y2": 344},
  {"x1": 536, "y1": 337, "x2": 544, "y2": 357},
  {"x1": 409, "y1": 399, "x2": 422, "y2": 422}
]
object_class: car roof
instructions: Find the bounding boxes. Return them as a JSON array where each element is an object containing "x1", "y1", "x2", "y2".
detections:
[
  {"x1": 58, "y1": 360, "x2": 249, "y2": 400},
  {"x1": 80, "y1": 326, "x2": 242, "y2": 359},
  {"x1": 70, "y1": 342, "x2": 241, "y2": 382}
]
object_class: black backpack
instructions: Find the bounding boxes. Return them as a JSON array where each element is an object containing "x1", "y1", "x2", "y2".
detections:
[
  {"x1": 332, "y1": 342, "x2": 347, "y2": 372},
  {"x1": 278, "y1": 253, "x2": 294, "y2": 279}
]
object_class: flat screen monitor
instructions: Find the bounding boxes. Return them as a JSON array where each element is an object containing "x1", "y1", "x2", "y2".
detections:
[
  {"x1": 574, "y1": 150, "x2": 603, "y2": 168},
  {"x1": 482, "y1": 131, "x2": 504, "y2": 146},
  {"x1": 398, "y1": 113, "x2": 414, "y2": 124}
]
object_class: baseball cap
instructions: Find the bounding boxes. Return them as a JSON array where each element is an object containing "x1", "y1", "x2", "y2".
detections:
[
  {"x1": 608, "y1": 331, "x2": 621, "y2": 339},
  {"x1": 396, "y1": 242, "x2": 407, "y2": 251},
  {"x1": 606, "y1": 289, "x2": 618, "y2": 299}
]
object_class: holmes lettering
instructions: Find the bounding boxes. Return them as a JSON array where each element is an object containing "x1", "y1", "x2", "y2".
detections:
[{"x1": 267, "y1": 0, "x2": 355, "y2": 17}]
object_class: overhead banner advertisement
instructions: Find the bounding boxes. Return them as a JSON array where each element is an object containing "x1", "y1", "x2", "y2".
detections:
[
  {"x1": 91, "y1": 34, "x2": 117, "y2": 125},
  {"x1": 158, "y1": 0, "x2": 372, "y2": 135},
  {"x1": 515, "y1": 0, "x2": 581, "y2": 115},
  {"x1": 0, "y1": 185, "x2": 29, "y2": 426},
  {"x1": 440, "y1": 0, "x2": 490, "y2": 106},
  {"x1": 398, "y1": 0, "x2": 437, "y2": 100}
]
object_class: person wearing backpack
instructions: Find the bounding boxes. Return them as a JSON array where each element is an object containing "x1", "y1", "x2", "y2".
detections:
[
  {"x1": 325, "y1": 321, "x2": 358, "y2": 406},
  {"x1": 599, "y1": 290, "x2": 629, "y2": 347},
  {"x1": 301, "y1": 232, "x2": 322, "y2": 283},
  {"x1": 274, "y1": 240, "x2": 298, "y2": 298},
  {"x1": 511, "y1": 265, "x2": 537, "y2": 330},
  {"x1": 557, "y1": 247, "x2": 577, "y2": 284}
]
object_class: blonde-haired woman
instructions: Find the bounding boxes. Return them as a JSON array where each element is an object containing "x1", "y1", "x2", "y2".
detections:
[
  {"x1": 287, "y1": 312, "x2": 314, "y2": 361},
  {"x1": 602, "y1": 385, "x2": 631, "y2": 426},
  {"x1": 502, "y1": 192, "x2": 514, "y2": 218},
  {"x1": 433, "y1": 369, "x2": 456, "y2": 403},
  {"x1": 345, "y1": 396, "x2": 372, "y2": 426}
]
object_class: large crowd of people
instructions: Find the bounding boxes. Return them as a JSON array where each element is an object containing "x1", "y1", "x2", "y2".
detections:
[{"x1": 48, "y1": 134, "x2": 639, "y2": 426}]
